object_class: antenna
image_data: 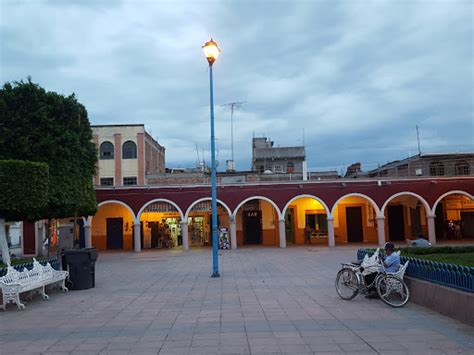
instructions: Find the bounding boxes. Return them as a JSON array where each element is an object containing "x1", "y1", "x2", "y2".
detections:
[
  {"x1": 416, "y1": 125, "x2": 421, "y2": 155},
  {"x1": 195, "y1": 143, "x2": 201, "y2": 169},
  {"x1": 222, "y1": 101, "x2": 245, "y2": 165}
]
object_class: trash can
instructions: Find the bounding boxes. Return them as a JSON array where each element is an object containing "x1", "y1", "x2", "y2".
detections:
[{"x1": 61, "y1": 248, "x2": 98, "y2": 290}]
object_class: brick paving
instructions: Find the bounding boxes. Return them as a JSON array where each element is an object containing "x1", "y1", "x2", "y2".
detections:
[{"x1": 1, "y1": 246, "x2": 473, "y2": 354}]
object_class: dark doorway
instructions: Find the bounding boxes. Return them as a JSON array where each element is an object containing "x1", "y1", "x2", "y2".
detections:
[
  {"x1": 106, "y1": 218, "x2": 123, "y2": 249},
  {"x1": 435, "y1": 204, "x2": 445, "y2": 240},
  {"x1": 346, "y1": 207, "x2": 363, "y2": 243},
  {"x1": 461, "y1": 212, "x2": 474, "y2": 238},
  {"x1": 285, "y1": 208, "x2": 295, "y2": 244},
  {"x1": 410, "y1": 206, "x2": 422, "y2": 238},
  {"x1": 149, "y1": 222, "x2": 160, "y2": 248},
  {"x1": 243, "y1": 210, "x2": 262, "y2": 244},
  {"x1": 388, "y1": 205, "x2": 405, "y2": 241}
]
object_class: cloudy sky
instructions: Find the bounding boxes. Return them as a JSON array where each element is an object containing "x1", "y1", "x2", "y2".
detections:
[{"x1": 1, "y1": 0, "x2": 473, "y2": 173}]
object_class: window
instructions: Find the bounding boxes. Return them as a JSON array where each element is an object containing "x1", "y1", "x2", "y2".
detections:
[
  {"x1": 123, "y1": 176, "x2": 137, "y2": 186},
  {"x1": 429, "y1": 161, "x2": 444, "y2": 176},
  {"x1": 274, "y1": 165, "x2": 284, "y2": 173},
  {"x1": 287, "y1": 162, "x2": 294, "y2": 173},
  {"x1": 99, "y1": 141, "x2": 114, "y2": 160},
  {"x1": 397, "y1": 164, "x2": 408, "y2": 171},
  {"x1": 122, "y1": 140, "x2": 137, "y2": 159},
  {"x1": 305, "y1": 214, "x2": 328, "y2": 234},
  {"x1": 100, "y1": 177, "x2": 114, "y2": 186},
  {"x1": 454, "y1": 161, "x2": 470, "y2": 175}
]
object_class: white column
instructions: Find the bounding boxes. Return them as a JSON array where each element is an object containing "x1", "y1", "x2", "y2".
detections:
[
  {"x1": 427, "y1": 214, "x2": 436, "y2": 245},
  {"x1": 327, "y1": 217, "x2": 335, "y2": 247},
  {"x1": 84, "y1": 224, "x2": 92, "y2": 249},
  {"x1": 230, "y1": 219, "x2": 237, "y2": 250},
  {"x1": 181, "y1": 221, "x2": 189, "y2": 251},
  {"x1": 278, "y1": 219, "x2": 286, "y2": 248},
  {"x1": 376, "y1": 216, "x2": 386, "y2": 246},
  {"x1": 133, "y1": 222, "x2": 141, "y2": 252},
  {"x1": 36, "y1": 220, "x2": 45, "y2": 256}
]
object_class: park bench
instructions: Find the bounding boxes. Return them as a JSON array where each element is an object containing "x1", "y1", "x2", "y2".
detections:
[{"x1": 0, "y1": 259, "x2": 68, "y2": 310}]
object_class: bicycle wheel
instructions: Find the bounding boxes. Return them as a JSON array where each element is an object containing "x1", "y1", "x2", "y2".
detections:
[
  {"x1": 377, "y1": 275, "x2": 410, "y2": 308},
  {"x1": 335, "y1": 268, "x2": 359, "y2": 300}
]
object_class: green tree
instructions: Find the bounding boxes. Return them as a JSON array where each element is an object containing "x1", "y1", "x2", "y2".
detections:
[
  {"x1": 0, "y1": 79, "x2": 97, "y2": 252},
  {"x1": 0, "y1": 160, "x2": 49, "y2": 264}
]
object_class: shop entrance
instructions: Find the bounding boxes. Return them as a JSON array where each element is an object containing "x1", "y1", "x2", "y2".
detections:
[
  {"x1": 388, "y1": 205, "x2": 405, "y2": 241},
  {"x1": 106, "y1": 218, "x2": 123, "y2": 249},
  {"x1": 461, "y1": 212, "x2": 474, "y2": 238},
  {"x1": 243, "y1": 211, "x2": 262, "y2": 244},
  {"x1": 285, "y1": 208, "x2": 295, "y2": 244},
  {"x1": 346, "y1": 207, "x2": 363, "y2": 243},
  {"x1": 139, "y1": 201, "x2": 182, "y2": 249}
]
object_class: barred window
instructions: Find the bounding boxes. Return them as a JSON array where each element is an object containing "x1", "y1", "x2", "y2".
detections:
[
  {"x1": 429, "y1": 161, "x2": 444, "y2": 176},
  {"x1": 122, "y1": 141, "x2": 137, "y2": 159},
  {"x1": 100, "y1": 177, "x2": 114, "y2": 186},
  {"x1": 99, "y1": 141, "x2": 114, "y2": 160},
  {"x1": 454, "y1": 161, "x2": 470, "y2": 175},
  {"x1": 123, "y1": 176, "x2": 137, "y2": 186}
]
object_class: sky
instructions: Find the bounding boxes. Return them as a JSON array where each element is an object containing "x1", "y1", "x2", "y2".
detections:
[{"x1": 1, "y1": 0, "x2": 473, "y2": 173}]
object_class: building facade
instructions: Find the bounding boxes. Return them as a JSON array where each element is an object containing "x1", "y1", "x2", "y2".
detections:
[
  {"x1": 252, "y1": 137, "x2": 306, "y2": 174},
  {"x1": 366, "y1": 153, "x2": 473, "y2": 178},
  {"x1": 92, "y1": 124, "x2": 165, "y2": 187}
]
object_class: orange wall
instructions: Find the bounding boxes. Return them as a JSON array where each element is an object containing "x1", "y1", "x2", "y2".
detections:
[{"x1": 91, "y1": 204, "x2": 134, "y2": 250}]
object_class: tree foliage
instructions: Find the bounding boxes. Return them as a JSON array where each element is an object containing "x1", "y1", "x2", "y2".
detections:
[
  {"x1": 0, "y1": 160, "x2": 49, "y2": 221},
  {"x1": 0, "y1": 79, "x2": 97, "y2": 219}
]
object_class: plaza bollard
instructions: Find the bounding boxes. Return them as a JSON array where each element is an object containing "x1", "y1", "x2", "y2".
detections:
[{"x1": 61, "y1": 248, "x2": 98, "y2": 290}]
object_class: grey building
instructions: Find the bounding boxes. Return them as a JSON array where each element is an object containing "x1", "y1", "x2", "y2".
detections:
[
  {"x1": 252, "y1": 137, "x2": 306, "y2": 174},
  {"x1": 367, "y1": 153, "x2": 473, "y2": 178}
]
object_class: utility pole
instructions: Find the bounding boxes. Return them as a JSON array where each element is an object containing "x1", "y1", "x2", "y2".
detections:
[
  {"x1": 416, "y1": 125, "x2": 421, "y2": 155},
  {"x1": 222, "y1": 101, "x2": 245, "y2": 167}
]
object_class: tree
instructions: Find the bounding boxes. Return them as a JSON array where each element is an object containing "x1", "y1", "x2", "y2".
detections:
[
  {"x1": 0, "y1": 79, "x2": 97, "y2": 253},
  {"x1": 0, "y1": 160, "x2": 49, "y2": 264}
]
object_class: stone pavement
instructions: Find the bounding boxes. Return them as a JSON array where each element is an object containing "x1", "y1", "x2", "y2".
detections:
[{"x1": 1, "y1": 246, "x2": 473, "y2": 354}]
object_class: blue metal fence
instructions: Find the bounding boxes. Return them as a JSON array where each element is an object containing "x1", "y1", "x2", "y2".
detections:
[
  {"x1": 0, "y1": 257, "x2": 60, "y2": 277},
  {"x1": 357, "y1": 249, "x2": 474, "y2": 293}
]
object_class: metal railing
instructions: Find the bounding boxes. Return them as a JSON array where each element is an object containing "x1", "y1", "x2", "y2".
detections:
[
  {"x1": 357, "y1": 249, "x2": 474, "y2": 293},
  {"x1": 0, "y1": 257, "x2": 60, "y2": 277}
]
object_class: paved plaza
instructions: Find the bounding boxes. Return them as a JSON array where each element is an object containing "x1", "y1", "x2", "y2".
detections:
[{"x1": 1, "y1": 246, "x2": 473, "y2": 354}]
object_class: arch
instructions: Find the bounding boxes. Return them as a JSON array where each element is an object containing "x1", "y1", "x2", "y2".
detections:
[
  {"x1": 330, "y1": 193, "x2": 381, "y2": 218},
  {"x1": 282, "y1": 194, "x2": 331, "y2": 217},
  {"x1": 137, "y1": 198, "x2": 184, "y2": 221},
  {"x1": 381, "y1": 191, "x2": 431, "y2": 215},
  {"x1": 99, "y1": 141, "x2": 114, "y2": 160},
  {"x1": 232, "y1": 196, "x2": 282, "y2": 219},
  {"x1": 184, "y1": 198, "x2": 232, "y2": 220},
  {"x1": 431, "y1": 190, "x2": 474, "y2": 215},
  {"x1": 90, "y1": 200, "x2": 136, "y2": 224},
  {"x1": 122, "y1": 140, "x2": 137, "y2": 159}
]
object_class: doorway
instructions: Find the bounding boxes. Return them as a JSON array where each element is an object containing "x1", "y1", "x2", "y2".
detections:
[
  {"x1": 388, "y1": 205, "x2": 405, "y2": 241},
  {"x1": 106, "y1": 218, "x2": 123, "y2": 249},
  {"x1": 346, "y1": 207, "x2": 363, "y2": 243},
  {"x1": 285, "y1": 208, "x2": 295, "y2": 244},
  {"x1": 461, "y1": 212, "x2": 474, "y2": 238},
  {"x1": 243, "y1": 210, "x2": 262, "y2": 244}
]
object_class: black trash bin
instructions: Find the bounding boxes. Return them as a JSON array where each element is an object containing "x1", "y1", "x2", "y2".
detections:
[{"x1": 61, "y1": 248, "x2": 98, "y2": 290}]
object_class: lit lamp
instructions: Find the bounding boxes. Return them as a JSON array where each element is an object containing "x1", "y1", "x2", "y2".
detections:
[{"x1": 202, "y1": 38, "x2": 221, "y2": 278}]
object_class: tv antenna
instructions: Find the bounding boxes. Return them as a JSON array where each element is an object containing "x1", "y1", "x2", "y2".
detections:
[{"x1": 222, "y1": 101, "x2": 245, "y2": 165}]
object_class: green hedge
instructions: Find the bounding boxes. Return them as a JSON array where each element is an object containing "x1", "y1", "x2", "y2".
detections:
[
  {"x1": 366, "y1": 245, "x2": 474, "y2": 256},
  {"x1": 0, "y1": 160, "x2": 49, "y2": 221}
]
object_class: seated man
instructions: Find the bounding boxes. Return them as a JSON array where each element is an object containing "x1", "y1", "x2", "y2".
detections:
[{"x1": 364, "y1": 242, "x2": 400, "y2": 297}]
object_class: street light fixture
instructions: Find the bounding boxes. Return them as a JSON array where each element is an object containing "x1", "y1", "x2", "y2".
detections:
[{"x1": 203, "y1": 38, "x2": 221, "y2": 278}]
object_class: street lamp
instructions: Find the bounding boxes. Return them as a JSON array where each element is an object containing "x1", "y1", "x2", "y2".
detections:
[{"x1": 203, "y1": 38, "x2": 221, "y2": 278}]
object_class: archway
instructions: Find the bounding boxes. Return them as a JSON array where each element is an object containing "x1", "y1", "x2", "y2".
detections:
[
  {"x1": 185, "y1": 198, "x2": 232, "y2": 248},
  {"x1": 431, "y1": 191, "x2": 474, "y2": 242},
  {"x1": 381, "y1": 192, "x2": 431, "y2": 243},
  {"x1": 282, "y1": 195, "x2": 330, "y2": 245},
  {"x1": 138, "y1": 199, "x2": 184, "y2": 249},
  {"x1": 331, "y1": 193, "x2": 380, "y2": 244},
  {"x1": 91, "y1": 200, "x2": 136, "y2": 251},
  {"x1": 233, "y1": 196, "x2": 282, "y2": 246}
]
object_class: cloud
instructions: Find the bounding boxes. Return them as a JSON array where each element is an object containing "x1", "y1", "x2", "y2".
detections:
[{"x1": 1, "y1": 0, "x2": 472, "y2": 172}]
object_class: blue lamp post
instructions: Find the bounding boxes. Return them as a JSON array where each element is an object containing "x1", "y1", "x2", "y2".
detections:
[{"x1": 203, "y1": 38, "x2": 221, "y2": 278}]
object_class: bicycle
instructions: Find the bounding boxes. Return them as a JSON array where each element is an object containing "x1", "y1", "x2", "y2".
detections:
[{"x1": 335, "y1": 250, "x2": 410, "y2": 308}]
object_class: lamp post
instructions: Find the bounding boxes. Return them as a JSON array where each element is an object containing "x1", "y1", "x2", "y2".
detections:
[{"x1": 203, "y1": 38, "x2": 221, "y2": 278}]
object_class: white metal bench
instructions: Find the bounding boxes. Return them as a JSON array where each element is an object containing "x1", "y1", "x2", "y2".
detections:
[{"x1": 0, "y1": 259, "x2": 68, "y2": 310}]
